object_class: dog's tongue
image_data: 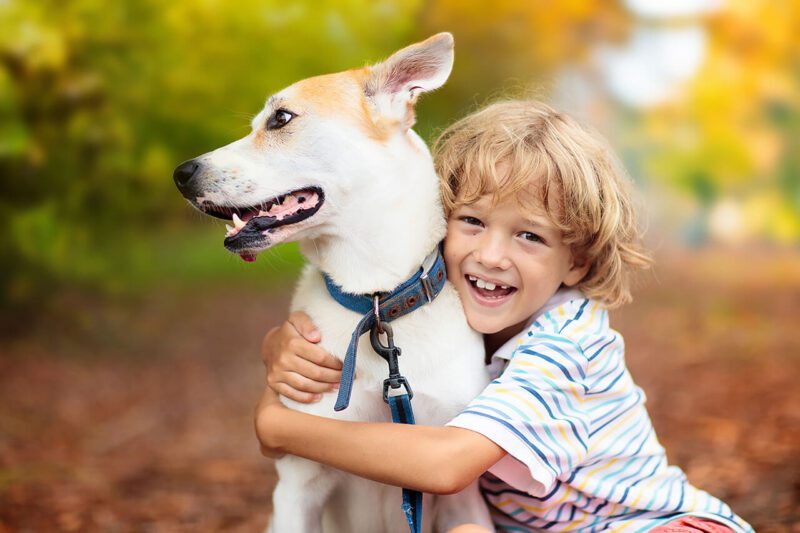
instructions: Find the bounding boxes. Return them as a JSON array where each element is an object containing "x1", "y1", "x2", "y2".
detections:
[{"x1": 239, "y1": 252, "x2": 257, "y2": 262}]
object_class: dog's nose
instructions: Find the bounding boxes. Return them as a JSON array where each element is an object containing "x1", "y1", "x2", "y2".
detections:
[{"x1": 173, "y1": 159, "x2": 200, "y2": 196}]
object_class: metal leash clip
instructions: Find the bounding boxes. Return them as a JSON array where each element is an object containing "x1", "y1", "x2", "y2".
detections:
[{"x1": 369, "y1": 321, "x2": 413, "y2": 402}]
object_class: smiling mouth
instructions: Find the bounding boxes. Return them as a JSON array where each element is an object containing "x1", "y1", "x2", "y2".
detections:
[
  {"x1": 466, "y1": 275, "x2": 517, "y2": 302},
  {"x1": 195, "y1": 186, "x2": 324, "y2": 261}
]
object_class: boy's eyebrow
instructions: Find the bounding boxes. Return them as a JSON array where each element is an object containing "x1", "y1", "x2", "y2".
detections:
[{"x1": 523, "y1": 216, "x2": 554, "y2": 230}]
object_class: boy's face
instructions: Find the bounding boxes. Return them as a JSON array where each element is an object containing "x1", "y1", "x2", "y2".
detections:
[{"x1": 444, "y1": 189, "x2": 589, "y2": 336}]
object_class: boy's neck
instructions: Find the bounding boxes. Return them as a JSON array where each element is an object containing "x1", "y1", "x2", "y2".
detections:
[
  {"x1": 482, "y1": 287, "x2": 587, "y2": 362},
  {"x1": 483, "y1": 318, "x2": 529, "y2": 362}
]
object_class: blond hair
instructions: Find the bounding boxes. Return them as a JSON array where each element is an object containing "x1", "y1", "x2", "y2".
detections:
[{"x1": 434, "y1": 100, "x2": 652, "y2": 308}]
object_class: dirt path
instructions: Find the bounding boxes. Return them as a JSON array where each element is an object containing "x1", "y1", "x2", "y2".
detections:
[{"x1": 1, "y1": 250, "x2": 798, "y2": 531}]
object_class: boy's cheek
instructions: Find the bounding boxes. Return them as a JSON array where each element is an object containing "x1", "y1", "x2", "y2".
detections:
[{"x1": 442, "y1": 231, "x2": 466, "y2": 268}]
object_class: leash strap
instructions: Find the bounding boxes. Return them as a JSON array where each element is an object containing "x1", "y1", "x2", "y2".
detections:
[
  {"x1": 388, "y1": 393, "x2": 422, "y2": 533},
  {"x1": 336, "y1": 311, "x2": 377, "y2": 411}
]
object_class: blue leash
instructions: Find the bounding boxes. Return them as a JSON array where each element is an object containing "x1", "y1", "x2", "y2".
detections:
[
  {"x1": 323, "y1": 247, "x2": 447, "y2": 533},
  {"x1": 388, "y1": 393, "x2": 423, "y2": 532}
]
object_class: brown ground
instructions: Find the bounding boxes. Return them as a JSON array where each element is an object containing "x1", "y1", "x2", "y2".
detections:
[{"x1": 0, "y1": 249, "x2": 798, "y2": 532}]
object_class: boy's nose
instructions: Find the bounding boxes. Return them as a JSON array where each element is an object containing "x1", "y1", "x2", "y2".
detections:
[{"x1": 475, "y1": 234, "x2": 512, "y2": 270}]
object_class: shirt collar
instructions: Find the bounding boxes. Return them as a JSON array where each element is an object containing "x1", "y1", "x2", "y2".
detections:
[{"x1": 490, "y1": 287, "x2": 585, "y2": 363}]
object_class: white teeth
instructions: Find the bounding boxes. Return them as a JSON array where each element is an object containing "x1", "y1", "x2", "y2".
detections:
[
  {"x1": 225, "y1": 223, "x2": 235, "y2": 234},
  {"x1": 258, "y1": 210, "x2": 268, "y2": 217},
  {"x1": 232, "y1": 213, "x2": 245, "y2": 229},
  {"x1": 470, "y1": 275, "x2": 506, "y2": 291}
]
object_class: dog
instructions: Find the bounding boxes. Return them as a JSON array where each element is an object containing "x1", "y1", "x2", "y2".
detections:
[{"x1": 173, "y1": 33, "x2": 493, "y2": 533}]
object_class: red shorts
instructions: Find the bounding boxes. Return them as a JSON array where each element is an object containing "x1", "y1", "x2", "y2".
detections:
[{"x1": 650, "y1": 516, "x2": 736, "y2": 532}]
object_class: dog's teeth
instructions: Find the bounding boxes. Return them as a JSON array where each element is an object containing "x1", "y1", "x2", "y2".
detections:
[
  {"x1": 484, "y1": 282, "x2": 496, "y2": 291},
  {"x1": 258, "y1": 210, "x2": 268, "y2": 217},
  {"x1": 232, "y1": 213, "x2": 245, "y2": 229},
  {"x1": 475, "y1": 279, "x2": 486, "y2": 289},
  {"x1": 225, "y1": 224, "x2": 235, "y2": 234}
]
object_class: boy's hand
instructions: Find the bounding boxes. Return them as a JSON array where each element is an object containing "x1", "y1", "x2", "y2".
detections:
[{"x1": 261, "y1": 311, "x2": 343, "y2": 403}]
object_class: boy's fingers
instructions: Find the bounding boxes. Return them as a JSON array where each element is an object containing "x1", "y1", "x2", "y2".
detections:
[
  {"x1": 293, "y1": 358, "x2": 343, "y2": 385},
  {"x1": 281, "y1": 371, "x2": 335, "y2": 394},
  {"x1": 298, "y1": 344, "x2": 343, "y2": 371},
  {"x1": 288, "y1": 311, "x2": 321, "y2": 343},
  {"x1": 273, "y1": 382, "x2": 322, "y2": 404},
  {"x1": 286, "y1": 336, "x2": 340, "y2": 370}
]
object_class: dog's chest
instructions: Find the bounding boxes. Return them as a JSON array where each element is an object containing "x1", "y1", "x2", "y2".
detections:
[{"x1": 288, "y1": 266, "x2": 489, "y2": 425}]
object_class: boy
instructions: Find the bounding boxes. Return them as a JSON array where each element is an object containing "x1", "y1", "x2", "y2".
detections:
[{"x1": 255, "y1": 100, "x2": 751, "y2": 532}]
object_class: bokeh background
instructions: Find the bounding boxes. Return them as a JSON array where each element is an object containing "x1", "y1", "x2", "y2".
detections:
[{"x1": 1, "y1": 0, "x2": 798, "y2": 530}]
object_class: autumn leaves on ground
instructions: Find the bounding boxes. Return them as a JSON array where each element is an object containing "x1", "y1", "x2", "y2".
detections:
[{"x1": 1, "y1": 250, "x2": 798, "y2": 532}]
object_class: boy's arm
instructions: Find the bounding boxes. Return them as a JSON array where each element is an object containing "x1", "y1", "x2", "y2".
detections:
[{"x1": 255, "y1": 387, "x2": 506, "y2": 494}]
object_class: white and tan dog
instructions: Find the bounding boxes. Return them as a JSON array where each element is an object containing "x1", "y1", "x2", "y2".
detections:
[{"x1": 173, "y1": 33, "x2": 492, "y2": 533}]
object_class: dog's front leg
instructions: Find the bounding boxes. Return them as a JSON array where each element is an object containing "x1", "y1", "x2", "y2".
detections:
[
  {"x1": 268, "y1": 455, "x2": 337, "y2": 533},
  {"x1": 433, "y1": 480, "x2": 495, "y2": 533}
]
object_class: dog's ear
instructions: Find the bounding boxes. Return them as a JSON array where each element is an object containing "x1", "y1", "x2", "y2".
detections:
[{"x1": 366, "y1": 32, "x2": 454, "y2": 131}]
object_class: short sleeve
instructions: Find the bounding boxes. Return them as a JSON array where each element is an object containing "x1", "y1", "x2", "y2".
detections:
[{"x1": 447, "y1": 334, "x2": 590, "y2": 497}]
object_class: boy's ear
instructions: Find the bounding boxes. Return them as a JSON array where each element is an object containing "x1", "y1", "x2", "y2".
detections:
[
  {"x1": 365, "y1": 32, "x2": 454, "y2": 132},
  {"x1": 563, "y1": 257, "x2": 591, "y2": 288}
]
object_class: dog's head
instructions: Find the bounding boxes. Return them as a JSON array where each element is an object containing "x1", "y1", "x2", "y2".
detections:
[{"x1": 173, "y1": 33, "x2": 454, "y2": 262}]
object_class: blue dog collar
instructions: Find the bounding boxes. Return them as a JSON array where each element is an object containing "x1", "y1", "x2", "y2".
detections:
[{"x1": 322, "y1": 245, "x2": 447, "y2": 411}]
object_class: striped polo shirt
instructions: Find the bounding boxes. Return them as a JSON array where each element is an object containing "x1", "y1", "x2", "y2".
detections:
[{"x1": 447, "y1": 289, "x2": 752, "y2": 532}]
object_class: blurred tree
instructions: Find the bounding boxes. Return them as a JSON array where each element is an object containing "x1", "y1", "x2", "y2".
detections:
[
  {"x1": 413, "y1": 0, "x2": 629, "y2": 136},
  {"x1": 639, "y1": 0, "x2": 800, "y2": 242},
  {"x1": 0, "y1": 0, "x2": 423, "y2": 307},
  {"x1": 1, "y1": 0, "x2": 797, "y2": 313}
]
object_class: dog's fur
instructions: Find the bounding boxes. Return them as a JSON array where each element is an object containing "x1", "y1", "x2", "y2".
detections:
[{"x1": 175, "y1": 33, "x2": 493, "y2": 533}]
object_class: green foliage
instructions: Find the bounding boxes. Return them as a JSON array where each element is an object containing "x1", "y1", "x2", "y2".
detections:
[
  {"x1": 0, "y1": 0, "x2": 423, "y2": 306},
  {"x1": 1, "y1": 0, "x2": 797, "y2": 310}
]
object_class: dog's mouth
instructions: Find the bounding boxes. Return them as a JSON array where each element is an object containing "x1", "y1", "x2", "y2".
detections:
[{"x1": 197, "y1": 186, "x2": 325, "y2": 261}]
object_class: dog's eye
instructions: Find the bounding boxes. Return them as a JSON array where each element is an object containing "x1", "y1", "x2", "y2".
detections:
[{"x1": 267, "y1": 109, "x2": 295, "y2": 130}]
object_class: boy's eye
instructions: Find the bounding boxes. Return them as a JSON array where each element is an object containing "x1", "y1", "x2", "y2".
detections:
[
  {"x1": 459, "y1": 216, "x2": 484, "y2": 227},
  {"x1": 519, "y1": 231, "x2": 543, "y2": 244}
]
